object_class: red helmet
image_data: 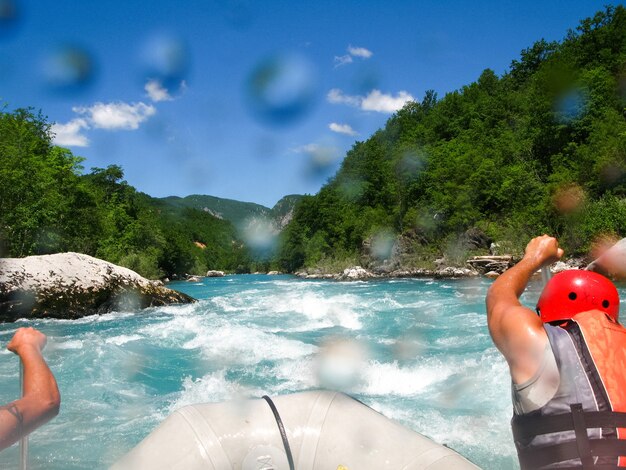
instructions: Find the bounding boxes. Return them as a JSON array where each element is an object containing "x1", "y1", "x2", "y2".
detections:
[{"x1": 537, "y1": 270, "x2": 620, "y2": 323}]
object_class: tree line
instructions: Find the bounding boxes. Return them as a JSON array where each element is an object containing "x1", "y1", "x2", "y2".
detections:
[
  {"x1": 278, "y1": 5, "x2": 626, "y2": 272},
  {"x1": 0, "y1": 107, "x2": 251, "y2": 278}
]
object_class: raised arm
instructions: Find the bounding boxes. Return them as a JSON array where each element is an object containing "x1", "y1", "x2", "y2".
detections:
[
  {"x1": 486, "y1": 235, "x2": 564, "y2": 383},
  {"x1": 0, "y1": 327, "x2": 60, "y2": 451}
]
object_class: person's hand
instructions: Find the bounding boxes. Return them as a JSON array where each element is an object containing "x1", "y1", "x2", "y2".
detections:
[
  {"x1": 523, "y1": 235, "x2": 564, "y2": 269},
  {"x1": 7, "y1": 327, "x2": 47, "y2": 356}
]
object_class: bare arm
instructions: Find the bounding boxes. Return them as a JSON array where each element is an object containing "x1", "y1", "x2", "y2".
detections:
[
  {"x1": 0, "y1": 327, "x2": 60, "y2": 451},
  {"x1": 486, "y1": 235, "x2": 564, "y2": 383}
]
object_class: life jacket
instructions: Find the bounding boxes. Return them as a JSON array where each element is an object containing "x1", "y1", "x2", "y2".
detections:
[{"x1": 511, "y1": 310, "x2": 626, "y2": 469}]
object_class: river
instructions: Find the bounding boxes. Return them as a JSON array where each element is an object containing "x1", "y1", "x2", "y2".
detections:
[{"x1": 0, "y1": 274, "x2": 562, "y2": 469}]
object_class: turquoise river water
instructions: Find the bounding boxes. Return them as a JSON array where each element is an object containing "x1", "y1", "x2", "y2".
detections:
[{"x1": 0, "y1": 274, "x2": 607, "y2": 469}]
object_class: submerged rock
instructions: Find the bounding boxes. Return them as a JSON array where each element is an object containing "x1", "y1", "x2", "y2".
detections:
[{"x1": 0, "y1": 252, "x2": 195, "y2": 322}]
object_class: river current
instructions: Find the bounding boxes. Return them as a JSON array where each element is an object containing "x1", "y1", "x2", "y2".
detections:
[{"x1": 0, "y1": 274, "x2": 576, "y2": 469}]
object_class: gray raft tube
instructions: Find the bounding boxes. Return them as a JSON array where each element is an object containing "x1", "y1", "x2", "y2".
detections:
[{"x1": 112, "y1": 390, "x2": 480, "y2": 470}]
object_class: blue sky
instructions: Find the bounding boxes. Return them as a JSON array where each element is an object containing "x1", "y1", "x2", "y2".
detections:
[{"x1": 0, "y1": 0, "x2": 614, "y2": 207}]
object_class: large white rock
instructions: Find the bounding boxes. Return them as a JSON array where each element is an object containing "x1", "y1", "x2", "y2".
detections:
[
  {"x1": 205, "y1": 270, "x2": 225, "y2": 277},
  {"x1": 0, "y1": 252, "x2": 194, "y2": 321},
  {"x1": 337, "y1": 266, "x2": 376, "y2": 281}
]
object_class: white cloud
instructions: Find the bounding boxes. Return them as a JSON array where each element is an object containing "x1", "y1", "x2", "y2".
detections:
[
  {"x1": 347, "y1": 45, "x2": 373, "y2": 59},
  {"x1": 327, "y1": 88, "x2": 414, "y2": 114},
  {"x1": 52, "y1": 100, "x2": 157, "y2": 147},
  {"x1": 327, "y1": 88, "x2": 361, "y2": 107},
  {"x1": 329, "y1": 122, "x2": 358, "y2": 136},
  {"x1": 361, "y1": 90, "x2": 414, "y2": 113},
  {"x1": 334, "y1": 45, "x2": 373, "y2": 67},
  {"x1": 73, "y1": 101, "x2": 156, "y2": 130},
  {"x1": 145, "y1": 79, "x2": 173, "y2": 102},
  {"x1": 51, "y1": 119, "x2": 90, "y2": 147},
  {"x1": 334, "y1": 54, "x2": 353, "y2": 68}
]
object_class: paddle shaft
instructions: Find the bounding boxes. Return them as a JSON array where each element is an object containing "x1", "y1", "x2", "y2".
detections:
[
  {"x1": 19, "y1": 361, "x2": 28, "y2": 470},
  {"x1": 541, "y1": 266, "x2": 552, "y2": 287}
]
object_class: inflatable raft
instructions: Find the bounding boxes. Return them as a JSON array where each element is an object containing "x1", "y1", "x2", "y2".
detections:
[{"x1": 112, "y1": 390, "x2": 479, "y2": 469}]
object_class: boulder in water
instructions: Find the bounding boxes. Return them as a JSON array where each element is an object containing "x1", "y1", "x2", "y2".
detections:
[
  {"x1": 205, "y1": 270, "x2": 225, "y2": 277},
  {"x1": 0, "y1": 252, "x2": 195, "y2": 321}
]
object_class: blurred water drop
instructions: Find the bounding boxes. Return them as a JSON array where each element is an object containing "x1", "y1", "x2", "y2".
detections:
[
  {"x1": 397, "y1": 150, "x2": 425, "y2": 179},
  {"x1": 392, "y1": 332, "x2": 426, "y2": 363},
  {"x1": 437, "y1": 373, "x2": 474, "y2": 408},
  {"x1": 113, "y1": 291, "x2": 142, "y2": 312},
  {"x1": 370, "y1": 229, "x2": 396, "y2": 261},
  {"x1": 551, "y1": 183, "x2": 585, "y2": 214},
  {"x1": 599, "y1": 162, "x2": 626, "y2": 189},
  {"x1": 299, "y1": 142, "x2": 341, "y2": 182},
  {"x1": 246, "y1": 53, "x2": 317, "y2": 126},
  {"x1": 315, "y1": 337, "x2": 368, "y2": 391},
  {"x1": 589, "y1": 233, "x2": 620, "y2": 262},
  {"x1": 555, "y1": 88, "x2": 587, "y2": 123},
  {"x1": 338, "y1": 178, "x2": 366, "y2": 201},
  {"x1": 42, "y1": 45, "x2": 95, "y2": 92},
  {"x1": 140, "y1": 33, "x2": 189, "y2": 88},
  {"x1": 253, "y1": 135, "x2": 278, "y2": 159},
  {"x1": 242, "y1": 216, "x2": 277, "y2": 255},
  {"x1": 35, "y1": 226, "x2": 62, "y2": 254},
  {"x1": 0, "y1": 0, "x2": 19, "y2": 38},
  {"x1": 184, "y1": 159, "x2": 212, "y2": 191},
  {"x1": 351, "y1": 64, "x2": 380, "y2": 95}
]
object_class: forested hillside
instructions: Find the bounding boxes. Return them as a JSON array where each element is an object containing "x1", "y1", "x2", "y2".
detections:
[
  {"x1": 0, "y1": 108, "x2": 250, "y2": 278},
  {"x1": 160, "y1": 194, "x2": 303, "y2": 231},
  {"x1": 278, "y1": 6, "x2": 626, "y2": 272}
]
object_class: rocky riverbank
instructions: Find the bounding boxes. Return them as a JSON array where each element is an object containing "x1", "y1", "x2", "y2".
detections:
[
  {"x1": 293, "y1": 257, "x2": 586, "y2": 281},
  {"x1": 0, "y1": 252, "x2": 195, "y2": 322}
]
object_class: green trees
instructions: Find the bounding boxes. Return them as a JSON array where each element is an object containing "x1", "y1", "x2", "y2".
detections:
[
  {"x1": 0, "y1": 108, "x2": 84, "y2": 256},
  {"x1": 0, "y1": 108, "x2": 250, "y2": 278},
  {"x1": 279, "y1": 5, "x2": 626, "y2": 271}
]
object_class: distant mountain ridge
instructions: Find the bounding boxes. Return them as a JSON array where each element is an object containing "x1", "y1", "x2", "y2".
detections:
[{"x1": 160, "y1": 194, "x2": 303, "y2": 232}]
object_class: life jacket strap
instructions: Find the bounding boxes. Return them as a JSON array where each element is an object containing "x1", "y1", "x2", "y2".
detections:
[
  {"x1": 571, "y1": 404, "x2": 594, "y2": 468},
  {"x1": 512, "y1": 410, "x2": 626, "y2": 441},
  {"x1": 516, "y1": 439, "x2": 626, "y2": 469}
]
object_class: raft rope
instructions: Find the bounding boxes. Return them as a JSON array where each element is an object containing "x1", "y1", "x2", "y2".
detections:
[{"x1": 262, "y1": 395, "x2": 295, "y2": 470}]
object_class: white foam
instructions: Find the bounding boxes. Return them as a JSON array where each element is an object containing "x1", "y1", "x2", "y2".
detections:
[
  {"x1": 54, "y1": 339, "x2": 84, "y2": 350},
  {"x1": 105, "y1": 334, "x2": 143, "y2": 346},
  {"x1": 168, "y1": 370, "x2": 263, "y2": 412},
  {"x1": 357, "y1": 359, "x2": 452, "y2": 396},
  {"x1": 183, "y1": 322, "x2": 317, "y2": 365},
  {"x1": 211, "y1": 288, "x2": 363, "y2": 330}
]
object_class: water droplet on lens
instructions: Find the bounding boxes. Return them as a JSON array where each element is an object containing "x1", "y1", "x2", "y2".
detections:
[
  {"x1": 551, "y1": 183, "x2": 585, "y2": 214},
  {"x1": 42, "y1": 45, "x2": 95, "y2": 92},
  {"x1": 246, "y1": 53, "x2": 317, "y2": 126},
  {"x1": 242, "y1": 216, "x2": 277, "y2": 256},
  {"x1": 298, "y1": 141, "x2": 341, "y2": 182},
  {"x1": 555, "y1": 88, "x2": 587, "y2": 123},
  {"x1": 140, "y1": 33, "x2": 189, "y2": 88},
  {"x1": 0, "y1": 0, "x2": 20, "y2": 38},
  {"x1": 397, "y1": 150, "x2": 425, "y2": 178},
  {"x1": 315, "y1": 338, "x2": 368, "y2": 391},
  {"x1": 338, "y1": 178, "x2": 366, "y2": 202},
  {"x1": 369, "y1": 229, "x2": 396, "y2": 261}
]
